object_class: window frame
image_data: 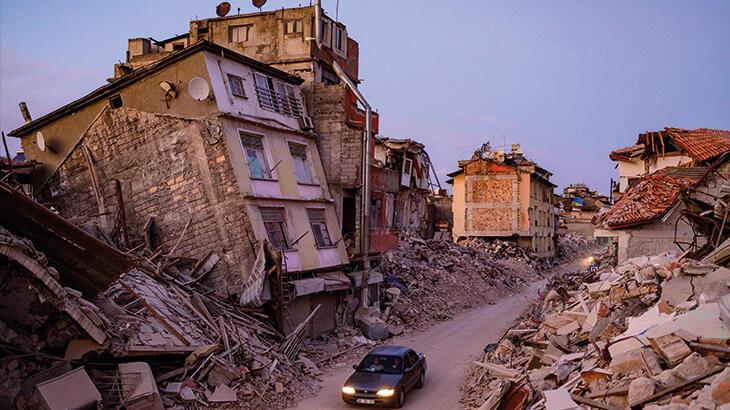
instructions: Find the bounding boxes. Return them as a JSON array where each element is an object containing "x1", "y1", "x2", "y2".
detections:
[
  {"x1": 239, "y1": 131, "x2": 275, "y2": 180},
  {"x1": 226, "y1": 73, "x2": 246, "y2": 98},
  {"x1": 229, "y1": 24, "x2": 252, "y2": 43},
  {"x1": 284, "y1": 19, "x2": 304, "y2": 35},
  {"x1": 253, "y1": 72, "x2": 303, "y2": 117},
  {"x1": 260, "y1": 207, "x2": 291, "y2": 250},
  {"x1": 307, "y1": 208, "x2": 334, "y2": 248},
  {"x1": 288, "y1": 141, "x2": 316, "y2": 185}
]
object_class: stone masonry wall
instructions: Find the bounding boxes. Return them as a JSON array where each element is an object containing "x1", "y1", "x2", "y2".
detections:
[{"x1": 40, "y1": 108, "x2": 258, "y2": 296}]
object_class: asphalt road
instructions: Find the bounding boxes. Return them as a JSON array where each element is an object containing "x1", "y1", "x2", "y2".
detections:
[{"x1": 292, "y1": 279, "x2": 550, "y2": 410}]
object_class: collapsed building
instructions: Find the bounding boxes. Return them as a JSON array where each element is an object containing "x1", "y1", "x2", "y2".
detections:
[
  {"x1": 556, "y1": 183, "x2": 608, "y2": 236},
  {"x1": 371, "y1": 137, "x2": 442, "y2": 243},
  {"x1": 596, "y1": 127, "x2": 730, "y2": 262},
  {"x1": 448, "y1": 143, "x2": 557, "y2": 257},
  {"x1": 8, "y1": 40, "x2": 359, "y2": 337}
]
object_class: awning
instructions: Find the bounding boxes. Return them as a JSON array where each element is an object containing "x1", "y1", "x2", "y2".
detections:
[
  {"x1": 319, "y1": 271, "x2": 351, "y2": 291},
  {"x1": 290, "y1": 277, "x2": 325, "y2": 297},
  {"x1": 347, "y1": 271, "x2": 384, "y2": 287}
]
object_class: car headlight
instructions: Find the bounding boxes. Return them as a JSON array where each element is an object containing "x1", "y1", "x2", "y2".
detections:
[
  {"x1": 376, "y1": 389, "x2": 395, "y2": 397},
  {"x1": 342, "y1": 386, "x2": 355, "y2": 395}
]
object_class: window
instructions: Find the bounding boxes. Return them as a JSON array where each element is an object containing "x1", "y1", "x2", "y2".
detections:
[
  {"x1": 401, "y1": 158, "x2": 413, "y2": 186},
  {"x1": 319, "y1": 20, "x2": 330, "y2": 46},
  {"x1": 240, "y1": 133, "x2": 272, "y2": 179},
  {"x1": 370, "y1": 198, "x2": 383, "y2": 229},
  {"x1": 307, "y1": 208, "x2": 333, "y2": 247},
  {"x1": 109, "y1": 94, "x2": 123, "y2": 109},
  {"x1": 172, "y1": 42, "x2": 185, "y2": 51},
  {"x1": 284, "y1": 20, "x2": 303, "y2": 34},
  {"x1": 260, "y1": 207, "x2": 290, "y2": 250},
  {"x1": 229, "y1": 25, "x2": 252, "y2": 43},
  {"x1": 321, "y1": 66, "x2": 340, "y2": 85},
  {"x1": 227, "y1": 74, "x2": 246, "y2": 98},
  {"x1": 334, "y1": 26, "x2": 346, "y2": 52},
  {"x1": 288, "y1": 142, "x2": 314, "y2": 184},
  {"x1": 253, "y1": 72, "x2": 303, "y2": 117}
]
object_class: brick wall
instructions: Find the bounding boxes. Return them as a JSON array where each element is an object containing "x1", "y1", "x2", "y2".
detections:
[
  {"x1": 40, "y1": 108, "x2": 258, "y2": 296},
  {"x1": 472, "y1": 208, "x2": 512, "y2": 231},
  {"x1": 472, "y1": 179, "x2": 513, "y2": 203}
]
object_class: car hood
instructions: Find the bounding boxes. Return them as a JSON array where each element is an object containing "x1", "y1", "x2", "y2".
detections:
[{"x1": 345, "y1": 372, "x2": 402, "y2": 391}]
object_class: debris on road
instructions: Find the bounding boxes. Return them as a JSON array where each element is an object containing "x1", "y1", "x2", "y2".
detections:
[{"x1": 461, "y1": 246, "x2": 730, "y2": 410}]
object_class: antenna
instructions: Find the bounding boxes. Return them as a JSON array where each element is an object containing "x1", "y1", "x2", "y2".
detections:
[
  {"x1": 216, "y1": 2, "x2": 231, "y2": 17},
  {"x1": 252, "y1": 0, "x2": 267, "y2": 11},
  {"x1": 188, "y1": 77, "x2": 211, "y2": 101}
]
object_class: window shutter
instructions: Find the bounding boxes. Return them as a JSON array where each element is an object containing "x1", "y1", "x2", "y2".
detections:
[
  {"x1": 260, "y1": 207, "x2": 285, "y2": 222},
  {"x1": 307, "y1": 208, "x2": 326, "y2": 223}
]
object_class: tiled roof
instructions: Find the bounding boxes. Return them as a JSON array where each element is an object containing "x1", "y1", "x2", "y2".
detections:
[
  {"x1": 609, "y1": 144, "x2": 645, "y2": 161},
  {"x1": 665, "y1": 128, "x2": 730, "y2": 162},
  {"x1": 599, "y1": 166, "x2": 709, "y2": 229},
  {"x1": 636, "y1": 128, "x2": 730, "y2": 163}
]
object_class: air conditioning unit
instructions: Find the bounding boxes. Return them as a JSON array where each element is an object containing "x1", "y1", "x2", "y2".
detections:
[{"x1": 298, "y1": 115, "x2": 314, "y2": 131}]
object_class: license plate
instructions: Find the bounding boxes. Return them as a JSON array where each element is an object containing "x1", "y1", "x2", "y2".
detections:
[{"x1": 356, "y1": 399, "x2": 375, "y2": 404}]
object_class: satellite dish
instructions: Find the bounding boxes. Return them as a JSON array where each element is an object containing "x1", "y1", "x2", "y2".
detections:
[
  {"x1": 36, "y1": 131, "x2": 46, "y2": 152},
  {"x1": 216, "y1": 2, "x2": 231, "y2": 17},
  {"x1": 253, "y1": 0, "x2": 267, "y2": 9},
  {"x1": 188, "y1": 77, "x2": 211, "y2": 101}
]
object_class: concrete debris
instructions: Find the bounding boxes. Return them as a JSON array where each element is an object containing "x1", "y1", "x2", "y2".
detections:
[
  {"x1": 460, "y1": 245, "x2": 730, "y2": 410},
  {"x1": 376, "y1": 232, "x2": 595, "y2": 333}
]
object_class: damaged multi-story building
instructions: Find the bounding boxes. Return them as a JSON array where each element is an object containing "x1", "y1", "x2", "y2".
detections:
[
  {"x1": 113, "y1": 4, "x2": 384, "y2": 258},
  {"x1": 370, "y1": 137, "x2": 442, "y2": 245},
  {"x1": 595, "y1": 127, "x2": 730, "y2": 261},
  {"x1": 9, "y1": 40, "x2": 358, "y2": 337},
  {"x1": 447, "y1": 143, "x2": 557, "y2": 257}
]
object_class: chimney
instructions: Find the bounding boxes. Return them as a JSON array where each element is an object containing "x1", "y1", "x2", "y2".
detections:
[{"x1": 19, "y1": 102, "x2": 32, "y2": 123}]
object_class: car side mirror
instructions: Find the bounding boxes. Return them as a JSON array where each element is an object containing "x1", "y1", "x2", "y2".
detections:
[{"x1": 352, "y1": 364, "x2": 358, "y2": 370}]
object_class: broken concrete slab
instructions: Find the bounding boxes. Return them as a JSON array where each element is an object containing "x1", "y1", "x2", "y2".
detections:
[
  {"x1": 695, "y1": 267, "x2": 730, "y2": 303},
  {"x1": 356, "y1": 315, "x2": 389, "y2": 340},
  {"x1": 118, "y1": 362, "x2": 164, "y2": 410},
  {"x1": 609, "y1": 348, "x2": 662, "y2": 377},
  {"x1": 648, "y1": 333, "x2": 692, "y2": 367},
  {"x1": 208, "y1": 384, "x2": 237, "y2": 402},
  {"x1": 660, "y1": 275, "x2": 695, "y2": 308},
  {"x1": 628, "y1": 377, "x2": 656, "y2": 406},
  {"x1": 543, "y1": 388, "x2": 580, "y2": 410},
  {"x1": 30, "y1": 366, "x2": 101, "y2": 410}
]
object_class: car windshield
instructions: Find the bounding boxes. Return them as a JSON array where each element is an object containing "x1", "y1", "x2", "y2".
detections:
[{"x1": 357, "y1": 355, "x2": 403, "y2": 374}]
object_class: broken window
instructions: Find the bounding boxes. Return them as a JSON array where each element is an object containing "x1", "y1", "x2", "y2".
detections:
[
  {"x1": 284, "y1": 20, "x2": 303, "y2": 34},
  {"x1": 260, "y1": 207, "x2": 290, "y2": 250},
  {"x1": 240, "y1": 132, "x2": 272, "y2": 179},
  {"x1": 321, "y1": 66, "x2": 340, "y2": 85},
  {"x1": 401, "y1": 158, "x2": 413, "y2": 187},
  {"x1": 229, "y1": 25, "x2": 252, "y2": 43},
  {"x1": 253, "y1": 72, "x2": 303, "y2": 117},
  {"x1": 370, "y1": 197, "x2": 383, "y2": 229},
  {"x1": 307, "y1": 208, "x2": 333, "y2": 247},
  {"x1": 288, "y1": 142, "x2": 314, "y2": 184},
  {"x1": 227, "y1": 74, "x2": 246, "y2": 98}
]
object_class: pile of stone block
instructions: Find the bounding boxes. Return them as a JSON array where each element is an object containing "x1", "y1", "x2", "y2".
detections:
[{"x1": 461, "y1": 250, "x2": 730, "y2": 410}]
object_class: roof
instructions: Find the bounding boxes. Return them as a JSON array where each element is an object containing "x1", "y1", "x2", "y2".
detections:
[
  {"x1": 598, "y1": 166, "x2": 710, "y2": 229},
  {"x1": 609, "y1": 144, "x2": 645, "y2": 161},
  {"x1": 367, "y1": 345, "x2": 411, "y2": 356},
  {"x1": 376, "y1": 136, "x2": 426, "y2": 152},
  {"x1": 661, "y1": 128, "x2": 730, "y2": 162},
  {"x1": 9, "y1": 40, "x2": 304, "y2": 138}
]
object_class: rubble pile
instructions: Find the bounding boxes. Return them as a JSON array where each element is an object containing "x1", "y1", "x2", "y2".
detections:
[
  {"x1": 0, "y1": 226, "x2": 320, "y2": 409},
  {"x1": 376, "y1": 234, "x2": 593, "y2": 333},
  {"x1": 557, "y1": 232, "x2": 598, "y2": 261},
  {"x1": 460, "y1": 249, "x2": 730, "y2": 410}
]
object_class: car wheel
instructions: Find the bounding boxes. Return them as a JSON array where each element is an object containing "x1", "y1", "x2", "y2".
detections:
[
  {"x1": 394, "y1": 389, "x2": 405, "y2": 408},
  {"x1": 416, "y1": 371, "x2": 425, "y2": 389}
]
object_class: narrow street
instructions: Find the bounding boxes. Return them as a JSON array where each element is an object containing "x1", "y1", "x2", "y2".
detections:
[{"x1": 294, "y1": 256, "x2": 587, "y2": 410}]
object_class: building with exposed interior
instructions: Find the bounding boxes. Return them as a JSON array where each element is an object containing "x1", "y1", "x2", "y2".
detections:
[
  {"x1": 447, "y1": 143, "x2": 557, "y2": 257},
  {"x1": 113, "y1": 4, "x2": 384, "y2": 256},
  {"x1": 596, "y1": 127, "x2": 730, "y2": 262},
  {"x1": 9, "y1": 41, "x2": 360, "y2": 337}
]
